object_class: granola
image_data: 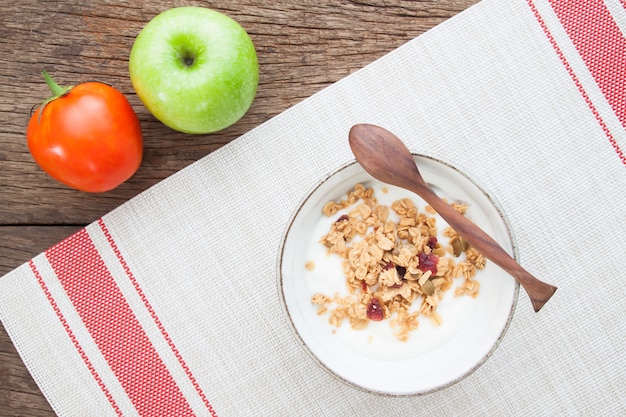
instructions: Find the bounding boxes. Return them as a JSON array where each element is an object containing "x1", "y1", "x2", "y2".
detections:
[{"x1": 311, "y1": 184, "x2": 486, "y2": 342}]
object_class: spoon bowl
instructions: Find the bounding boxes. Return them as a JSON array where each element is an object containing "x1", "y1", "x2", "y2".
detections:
[{"x1": 348, "y1": 124, "x2": 557, "y2": 312}]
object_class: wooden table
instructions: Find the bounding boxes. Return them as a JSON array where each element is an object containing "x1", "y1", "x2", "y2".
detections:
[{"x1": 0, "y1": 1, "x2": 477, "y2": 415}]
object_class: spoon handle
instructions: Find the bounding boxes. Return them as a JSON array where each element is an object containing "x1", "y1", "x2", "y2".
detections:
[{"x1": 414, "y1": 183, "x2": 557, "y2": 312}]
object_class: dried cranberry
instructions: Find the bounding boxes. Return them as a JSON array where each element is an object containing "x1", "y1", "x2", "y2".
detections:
[
  {"x1": 366, "y1": 298, "x2": 384, "y2": 321},
  {"x1": 335, "y1": 214, "x2": 349, "y2": 223},
  {"x1": 383, "y1": 261, "x2": 395, "y2": 270},
  {"x1": 418, "y1": 251, "x2": 438, "y2": 274},
  {"x1": 388, "y1": 265, "x2": 406, "y2": 288},
  {"x1": 395, "y1": 265, "x2": 406, "y2": 278},
  {"x1": 427, "y1": 236, "x2": 438, "y2": 249},
  {"x1": 361, "y1": 280, "x2": 368, "y2": 292}
]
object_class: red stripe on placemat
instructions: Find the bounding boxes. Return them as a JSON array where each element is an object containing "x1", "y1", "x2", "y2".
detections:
[
  {"x1": 526, "y1": 0, "x2": 626, "y2": 166},
  {"x1": 29, "y1": 260, "x2": 124, "y2": 417},
  {"x1": 98, "y1": 219, "x2": 218, "y2": 417},
  {"x1": 548, "y1": 0, "x2": 626, "y2": 129},
  {"x1": 45, "y1": 229, "x2": 196, "y2": 417}
]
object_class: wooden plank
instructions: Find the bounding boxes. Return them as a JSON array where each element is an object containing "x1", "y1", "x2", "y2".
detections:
[{"x1": 0, "y1": 0, "x2": 476, "y2": 225}]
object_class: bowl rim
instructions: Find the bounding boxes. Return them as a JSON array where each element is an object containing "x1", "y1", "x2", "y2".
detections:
[{"x1": 276, "y1": 153, "x2": 520, "y2": 396}]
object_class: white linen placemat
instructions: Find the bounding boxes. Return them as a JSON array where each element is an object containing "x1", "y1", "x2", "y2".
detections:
[{"x1": 2, "y1": 0, "x2": 625, "y2": 415}]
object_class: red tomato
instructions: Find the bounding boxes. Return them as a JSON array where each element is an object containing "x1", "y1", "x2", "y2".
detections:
[{"x1": 27, "y1": 71, "x2": 143, "y2": 193}]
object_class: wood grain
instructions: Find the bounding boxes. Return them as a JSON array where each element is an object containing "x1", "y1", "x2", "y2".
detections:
[{"x1": 0, "y1": 1, "x2": 478, "y2": 415}]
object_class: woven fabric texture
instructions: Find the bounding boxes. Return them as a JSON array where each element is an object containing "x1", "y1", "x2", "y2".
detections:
[{"x1": 1, "y1": 0, "x2": 625, "y2": 415}]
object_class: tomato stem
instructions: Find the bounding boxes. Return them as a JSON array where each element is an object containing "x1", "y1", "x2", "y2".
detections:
[
  {"x1": 37, "y1": 69, "x2": 73, "y2": 123},
  {"x1": 42, "y1": 69, "x2": 66, "y2": 96}
]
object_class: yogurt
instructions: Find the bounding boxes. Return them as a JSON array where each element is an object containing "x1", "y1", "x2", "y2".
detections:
[{"x1": 302, "y1": 182, "x2": 478, "y2": 361}]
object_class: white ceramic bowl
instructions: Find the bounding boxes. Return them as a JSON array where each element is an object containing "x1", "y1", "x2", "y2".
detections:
[{"x1": 278, "y1": 154, "x2": 519, "y2": 395}]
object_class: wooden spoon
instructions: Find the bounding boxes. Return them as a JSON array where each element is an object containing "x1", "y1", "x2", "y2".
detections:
[{"x1": 348, "y1": 124, "x2": 557, "y2": 312}]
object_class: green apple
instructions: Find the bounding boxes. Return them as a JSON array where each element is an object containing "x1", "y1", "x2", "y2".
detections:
[{"x1": 129, "y1": 7, "x2": 259, "y2": 134}]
